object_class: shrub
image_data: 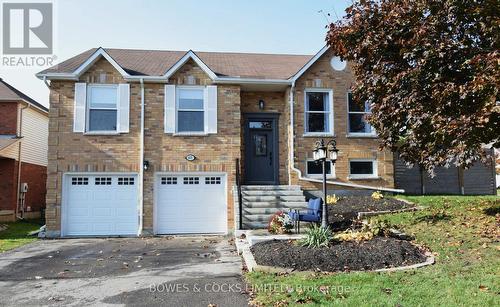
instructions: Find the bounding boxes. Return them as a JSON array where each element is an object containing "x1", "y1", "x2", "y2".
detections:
[
  {"x1": 268, "y1": 211, "x2": 293, "y2": 234},
  {"x1": 371, "y1": 191, "x2": 384, "y2": 200},
  {"x1": 334, "y1": 219, "x2": 391, "y2": 242},
  {"x1": 326, "y1": 194, "x2": 340, "y2": 205},
  {"x1": 300, "y1": 224, "x2": 332, "y2": 248}
]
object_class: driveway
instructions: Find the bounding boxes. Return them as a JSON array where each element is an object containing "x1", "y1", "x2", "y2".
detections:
[{"x1": 0, "y1": 237, "x2": 249, "y2": 306}]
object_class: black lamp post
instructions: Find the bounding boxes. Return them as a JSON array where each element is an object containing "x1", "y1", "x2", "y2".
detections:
[{"x1": 313, "y1": 139, "x2": 339, "y2": 228}]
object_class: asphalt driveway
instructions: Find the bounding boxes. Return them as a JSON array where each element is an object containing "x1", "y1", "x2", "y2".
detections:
[{"x1": 0, "y1": 237, "x2": 249, "y2": 306}]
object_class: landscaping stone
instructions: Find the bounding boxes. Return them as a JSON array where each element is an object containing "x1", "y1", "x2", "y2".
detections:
[{"x1": 328, "y1": 196, "x2": 414, "y2": 230}]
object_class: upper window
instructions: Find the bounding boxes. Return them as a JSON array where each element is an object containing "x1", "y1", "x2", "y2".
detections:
[
  {"x1": 177, "y1": 88, "x2": 204, "y2": 133},
  {"x1": 87, "y1": 85, "x2": 118, "y2": 132},
  {"x1": 306, "y1": 160, "x2": 335, "y2": 178},
  {"x1": 348, "y1": 92, "x2": 375, "y2": 135},
  {"x1": 349, "y1": 160, "x2": 378, "y2": 179},
  {"x1": 305, "y1": 90, "x2": 333, "y2": 135}
]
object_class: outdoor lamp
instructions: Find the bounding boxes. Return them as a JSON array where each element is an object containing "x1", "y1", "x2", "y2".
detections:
[
  {"x1": 327, "y1": 140, "x2": 339, "y2": 162},
  {"x1": 143, "y1": 160, "x2": 150, "y2": 171},
  {"x1": 313, "y1": 140, "x2": 327, "y2": 161},
  {"x1": 258, "y1": 99, "x2": 265, "y2": 110}
]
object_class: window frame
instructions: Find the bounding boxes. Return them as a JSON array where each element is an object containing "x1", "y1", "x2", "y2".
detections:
[
  {"x1": 175, "y1": 86, "x2": 206, "y2": 134},
  {"x1": 304, "y1": 88, "x2": 334, "y2": 136},
  {"x1": 85, "y1": 84, "x2": 119, "y2": 133},
  {"x1": 348, "y1": 159, "x2": 378, "y2": 179},
  {"x1": 347, "y1": 92, "x2": 376, "y2": 137},
  {"x1": 305, "y1": 159, "x2": 336, "y2": 179}
]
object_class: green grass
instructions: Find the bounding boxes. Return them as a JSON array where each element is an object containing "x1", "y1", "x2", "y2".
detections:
[
  {"x1": 246, "y1": 195, "x2": 500, "y2": 306},
  {"x1": 0, "y1": 220, "x2": 41, "y2": 253}
]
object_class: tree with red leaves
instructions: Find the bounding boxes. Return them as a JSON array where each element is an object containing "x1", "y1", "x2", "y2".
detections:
[{"x1": 326, "y1": 0, "x2": 499, "y2": 173}]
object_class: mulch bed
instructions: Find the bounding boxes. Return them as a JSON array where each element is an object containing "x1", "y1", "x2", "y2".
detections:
[
  {"x1": 328, "y1": 197, "x2": 412, "y2": 230},
  {"x1": 251, "y1": 237, "x2": 427, "y2": 272}
]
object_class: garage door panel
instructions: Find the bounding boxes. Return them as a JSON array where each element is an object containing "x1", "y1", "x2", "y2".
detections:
[
  {"x1": 92, "y1": 207, "x2": 112, "y2": 217},
  {"x1": 156, "y1": 174, "x2": 226, "y2": 234},
  {"x1": 64, "y1": 174, "x2": 138, "y2": 236},
  {"x1": 68, "y1": 190, "x2": 90, "y2": 201},
  {"x1": 67, "y1": 207, "x2": 89, "y2": 217}
]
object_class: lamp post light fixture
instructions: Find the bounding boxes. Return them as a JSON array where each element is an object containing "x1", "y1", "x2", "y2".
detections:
[{"x1": 313, "y1": 139, "x2": 338, "y2": 228}]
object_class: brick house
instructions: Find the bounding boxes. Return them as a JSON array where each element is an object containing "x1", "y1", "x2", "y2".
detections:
[
  {"x1": 0, "y1": 78, "x2": 49, "y2": 222},
  {"x1": 36, "y1": 46, "x2": 495, "y2": 237}
]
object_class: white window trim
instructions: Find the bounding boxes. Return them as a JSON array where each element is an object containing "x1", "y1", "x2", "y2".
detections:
[
  {"x1": 175, "y1": 85, "x2": 206, "y2": 134},
  {"x1": 304, "y1": 88, "x2": 334, "y2": 136},
  {"x1": 305, "y1": 159, "x2": 336, "y2": 179},
  {"x1": 346, "y1": 92, "x2": 377, "y2": 137},
  {"x1": 85, "y1": 84, "x2": 119, "y2": 134},
  {"x1": 348, "y1": 159, "x2": 379, "y2": 179}
]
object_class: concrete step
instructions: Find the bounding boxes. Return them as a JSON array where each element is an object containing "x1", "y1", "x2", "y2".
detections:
[
  {"x1": 241, "y1": 185, "x2": 302, "y2": 191},
  {"x1": 243, "y1": 214, "x2": 284, "y2": 222},
  {"x1": 242, "y1": 190, "x2": 304, "y2": 196},
  {"x1": 242, "y1": 206, "x2": 307, "y2": 215},
  {"x1": 242, "y1": 195, "x2": 306, "y2": 202},
  {"x1": 242, "y1": 201, "x2": 307, "y2": 209},
  {"x1": 242, "y1": 221, "x2": 268, "y2": 229}
]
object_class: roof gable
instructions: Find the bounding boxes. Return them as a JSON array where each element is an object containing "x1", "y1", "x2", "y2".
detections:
[{"x1": 0, "y1": 78, "x2": 48, "y2": 112}]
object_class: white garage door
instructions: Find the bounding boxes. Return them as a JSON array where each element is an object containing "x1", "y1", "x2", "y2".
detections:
[
  {"x1": 64, "y1": 174, "x2": 139, "y2": 236},
  {"x1": 156, "y1": 174, "x2": 227, "y2": 234}
]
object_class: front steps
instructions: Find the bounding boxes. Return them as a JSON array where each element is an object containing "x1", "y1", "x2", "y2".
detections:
[{"x1": 236, "y1": 185, "x2": 307, "y2": 229}]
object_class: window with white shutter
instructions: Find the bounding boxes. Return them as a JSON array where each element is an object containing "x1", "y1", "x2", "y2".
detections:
[
  {"x1": 72, "y1": 83, "x2": 130, "y2": 134},
  {"x1": 164, "y1": 85, "x2": 217, "y2": 135}
]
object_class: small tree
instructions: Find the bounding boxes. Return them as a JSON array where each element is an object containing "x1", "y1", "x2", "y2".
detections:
[{"x1": 326, "y1": 0, "x2": 499, "y2": 173}]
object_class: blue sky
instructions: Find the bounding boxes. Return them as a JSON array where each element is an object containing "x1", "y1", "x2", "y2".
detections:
[{"x1": 3, "y1": 0, "x2": 350, "y2": 107}]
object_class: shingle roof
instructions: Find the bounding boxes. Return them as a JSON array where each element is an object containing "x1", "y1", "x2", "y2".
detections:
[
  {"x1": 39, "y1": 48, "x2": 314, "y2": 79},
  {"x1": 0, "y1": 78, "x2": 48, "y2": 112}
]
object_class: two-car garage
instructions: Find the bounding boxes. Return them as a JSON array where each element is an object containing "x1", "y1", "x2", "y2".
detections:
[{"x1": 62, "y1": 173, "x2": 227, "y2": 236}]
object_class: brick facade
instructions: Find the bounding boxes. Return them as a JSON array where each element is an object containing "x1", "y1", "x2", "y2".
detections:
[
  {"x1": 0, "y1": 158, "x2": 46, "y2": 213},
  {"x1": 45, "y1": 50, "x2": 395, "y2": 236},
  {"x1": 0, "y1": 102, "x2": 18, "y2": 135},
  {"x1": 291, "y1": 48, "x2": 394, "y2": 191}
]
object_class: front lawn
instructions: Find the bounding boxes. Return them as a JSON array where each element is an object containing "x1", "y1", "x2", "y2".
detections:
[
  {"x1": 246, "y1": 195, "x2": 499, "y2": 306},
  {"x1": 0, "y1": 220, "x2": 41, "y2": 253}
]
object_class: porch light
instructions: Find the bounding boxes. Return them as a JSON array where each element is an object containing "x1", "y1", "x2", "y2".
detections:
[
  {"x1": 143, "y1": 160, "x2": 150, "y2": 171},
  {"x1": 258, "y1": 99, "x2": 265, "y2": 110}
]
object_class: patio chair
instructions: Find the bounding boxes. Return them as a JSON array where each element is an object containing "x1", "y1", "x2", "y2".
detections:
[{"x1": 288, "y1": 198, "x2": 322, "y2": 233}]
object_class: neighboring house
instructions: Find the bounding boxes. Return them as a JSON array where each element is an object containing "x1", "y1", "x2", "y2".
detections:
[
  {"x1": 36, "y1": 46, "x2": 496, "y2": 237},
  {"x1": 0, "y1": 78, "x2": 49, "y2": 222}
]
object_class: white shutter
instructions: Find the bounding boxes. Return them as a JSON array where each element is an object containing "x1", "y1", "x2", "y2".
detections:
[
  {"x1": 164, "y1": 84, "x2": 176, "y2": 133},
  {"x1": 117, "y1": 84, "x2": 130, "y2": 133},
  {"x1": 73, "y1": 83, "x2": 87, "y2": 132},
  {"x1": 205, "y1": 85, "x2": 217, "y2": 134}
]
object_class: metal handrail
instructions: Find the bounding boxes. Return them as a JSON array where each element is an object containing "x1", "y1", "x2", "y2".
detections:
[{"x1": 235, "y1": 158, "x2": 243, "y2": 230}]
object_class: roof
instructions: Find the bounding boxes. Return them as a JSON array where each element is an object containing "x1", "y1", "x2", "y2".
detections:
[
  {"x1": 0, "y1": 136, "x2": 20, "y2": 152},
  {"x1": 0, "y1": 78, "x2": 48, "y2": 112},
  {"x1": 38, "y1": 48, "x2": 315, "y2": 80}
]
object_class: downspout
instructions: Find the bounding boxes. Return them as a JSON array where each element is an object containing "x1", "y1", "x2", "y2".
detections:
[
  {"x1": 288, "y1": 82, "x2": 404, "y2": 193},
  {"x1": 16, "y1": 103, "x2": 30, "y2": 219},
  {"x1": 139, "y1": 78, "x2": 145, "y2": 235}
]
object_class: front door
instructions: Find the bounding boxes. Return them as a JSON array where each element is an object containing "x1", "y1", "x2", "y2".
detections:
[{"x1": 244, "y1": 114, "x2": 279, "y2": 184}]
